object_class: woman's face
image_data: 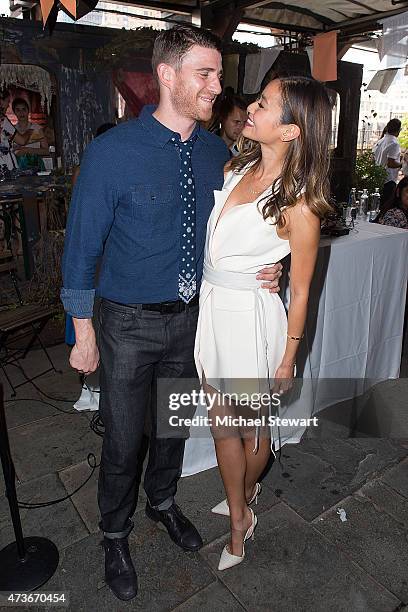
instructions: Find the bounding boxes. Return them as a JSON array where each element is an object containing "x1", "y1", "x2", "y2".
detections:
[
  {"x1": 399, "y1": 185, "x2": 408, "y2": 209},
  {"x1": 242, "y1": 80, "x2": 286, "y2": 145},
  {"x1": 14, "y1": 103, "x2": 29, "y2": 122}
]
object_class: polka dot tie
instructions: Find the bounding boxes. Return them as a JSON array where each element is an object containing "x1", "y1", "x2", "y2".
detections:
[{"x1": 172, "y1": 135, "x2": 197, "y2": 303}]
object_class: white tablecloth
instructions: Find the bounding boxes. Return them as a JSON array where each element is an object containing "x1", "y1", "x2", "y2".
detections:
[{"x1": 182, "y1": 222, "x2": 408, "y2": 476}]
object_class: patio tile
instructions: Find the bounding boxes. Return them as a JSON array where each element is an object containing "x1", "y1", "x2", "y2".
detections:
[
  {"x1": 7, "y1": 412, "x2": 102, "y2": 483},
  {"x1": 356, "y1": 479, "x2": 408, "y2": 529},
  {"x1": 262, "y1": 438, "x2": 406, "y2": 521},
  {"x1": 200, "y1": 502, "x2": 399, "y2": 612},
  {"x1": 174, "y1": 581, "x2": 246, "y2": 611},
  {"x1": 314, "y1": 493, "x2": 408, "y2": 603},
  {"x1": 381, "y1": 458, "x2": 408, "y2": 500},
  {"x1": 0, "y1": 472, "x2": 88, "y2": 551}
]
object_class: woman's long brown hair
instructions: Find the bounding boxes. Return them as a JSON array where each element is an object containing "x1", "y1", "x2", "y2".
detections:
[{"x1": 230, "y1": 76, "x2": 333, "y2": 227}]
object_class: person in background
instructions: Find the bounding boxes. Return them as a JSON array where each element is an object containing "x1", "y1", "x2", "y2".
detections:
[
  {"x1": 0, "y1": 88, "x2": 32, "y2": 171},
  {"x1": 206, "y1": 90, "x2": 247, "y2": 157},
  {"x1": 71, "y1": 123, "x2": 116, "y2": 186},
  {"x1": 401, "y1": 150, "x2": 408, "y2": 179},
  {"x1": 378, "y1": 176, "x2": 408, "y2": 229},
  {"x1": 217, "y1": 93, "x2": 247, "y2": 156},
  {"x1": 12, "y1": 98, "x2": 49, "y2": 169},
  {"x1": 373, "y1": 118, "x2": 402, "y2": 207}
]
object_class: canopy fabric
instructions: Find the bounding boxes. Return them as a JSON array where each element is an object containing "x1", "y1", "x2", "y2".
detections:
[{"x1": 239, "y1": 1, "x2": 408, "y2": 30}]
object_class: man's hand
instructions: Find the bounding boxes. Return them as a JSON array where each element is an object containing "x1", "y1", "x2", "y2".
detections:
[
  {"x1": 256, "y1": 262, "x2": 283, "y2": 293},
  {"x1": 69, "y1": 318, "x2": 99, "y2": 374}
]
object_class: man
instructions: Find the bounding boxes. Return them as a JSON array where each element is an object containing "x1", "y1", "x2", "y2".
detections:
[
  {"x1": 218, "y1": 93, "x2": 247, "y2": 156},
  {"x1": 61, "y1": 25, "x2": 282, "y2": 602},
  {"x1": 373, "y1": 118, "x2": 402, "y2": 206},
  {"x1": 0, "y1": 89, "x2": 32, "y2": 172}
]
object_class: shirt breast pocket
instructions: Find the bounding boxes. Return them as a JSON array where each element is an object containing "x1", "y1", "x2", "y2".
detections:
[
  {"x1": 119, "y1": 183, "x2": 176, "y2": 240},
  {"x1": 131, "y1": 184, "x2": 174, "y2": 208}
]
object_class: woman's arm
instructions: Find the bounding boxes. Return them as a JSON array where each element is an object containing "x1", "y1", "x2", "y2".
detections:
[
  {"x1": 11, "y1": 129, "x2": 33, "y2": 146},
  {"x1": 15, "y1": 129, "x2": 49, "y2": 156},
  {"x1": 275, "y1": 200, "x2": 321, "y2": 380}
]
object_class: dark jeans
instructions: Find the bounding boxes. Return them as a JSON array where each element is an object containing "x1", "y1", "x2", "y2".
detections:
[{"x1": 97, "y1": 298, "x2": 199, "y2": 537}]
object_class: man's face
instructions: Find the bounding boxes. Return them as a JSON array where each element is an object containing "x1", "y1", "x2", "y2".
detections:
[
  {"x1": 170, "y1": 45, "x2": 223, "y2": 122},
  {"x1": 0, "y1": 95, "x2": 10, "y2": 117},
  {"x1": 222, "y1": 106, "x2": 247, "y2": 143}
]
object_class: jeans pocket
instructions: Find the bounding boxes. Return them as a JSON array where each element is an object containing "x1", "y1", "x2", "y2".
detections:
[{"x1": 100, "y1": 300, "x2": 134, "y2": 332}]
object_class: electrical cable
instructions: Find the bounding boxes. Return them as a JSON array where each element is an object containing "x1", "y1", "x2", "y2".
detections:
[
  {"x1": 89, "y1": 410, "x2": 105, "y2": 438},
  {"x1": 16, "y1": 453, "x2": 100, "y2": 509},
  {"x1": 5, "y1": 396, "x2": 75, "y2": 415},
  {"x1": 3, "y1": 381, "x2": 103, "y2": 508}
]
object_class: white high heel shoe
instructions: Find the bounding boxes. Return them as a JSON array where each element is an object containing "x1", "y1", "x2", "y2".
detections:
[
  {"x1": 218, "y1": 508, "x2": 257, "y2": 571},
  {"x1": 211, "y1": 483, "x2": 262, "y2": 517}
]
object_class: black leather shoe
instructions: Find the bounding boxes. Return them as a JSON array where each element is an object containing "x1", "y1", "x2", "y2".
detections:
[
  {"x1": 145, "y1": 502, "x2": 203, "y2": 552},
  {"x1": 103, "y1": 536, "x2": 138, "y2": 601}
]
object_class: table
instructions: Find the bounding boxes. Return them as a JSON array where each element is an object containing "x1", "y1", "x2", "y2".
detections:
[
  {"x1": 182, "y1": 221, "x2": 408, "y2": 476},
  {"x1": 0, "y1": 175, "x2": 68, "y2": 277}
]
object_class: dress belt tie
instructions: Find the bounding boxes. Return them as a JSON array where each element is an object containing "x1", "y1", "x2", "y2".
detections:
[{"x1": 202, "y1": 262, "x2": 280, "y2": 457}]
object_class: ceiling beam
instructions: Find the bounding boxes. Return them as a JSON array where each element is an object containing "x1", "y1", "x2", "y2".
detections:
[
  {"x1": 113, "y1": 0, "x2": 196, "y2": 15},
  {"x1": 201, "y1": 2, "x2": 244, "y2": 38},
  {"x1": 241, "y1": 16, "x2": 322, "y2": 33}
]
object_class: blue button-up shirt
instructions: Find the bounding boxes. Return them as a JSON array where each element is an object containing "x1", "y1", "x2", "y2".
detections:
[{"x1": 61, "y1": 105, "x2": 230, "y2": 318}]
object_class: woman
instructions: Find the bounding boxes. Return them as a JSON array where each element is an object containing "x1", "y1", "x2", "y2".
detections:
[
  {"x1": 194, "y1": 76, "x2": 332, "y2": 570},
  {"x1": 378, "y1": 177, "x2": 408, "y2": 229},
  {"x1": 12, "y1": 97, "x2": 49, "y2": 168}
]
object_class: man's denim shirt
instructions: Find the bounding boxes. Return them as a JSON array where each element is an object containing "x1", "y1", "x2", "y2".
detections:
[{"x1": 61, "y1": 105, "x2": 230, "y2": 318}]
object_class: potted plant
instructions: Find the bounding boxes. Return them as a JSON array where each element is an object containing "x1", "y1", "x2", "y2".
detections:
[{"x1": 354, "y1": 151, "x2": 387, "y2": 194}]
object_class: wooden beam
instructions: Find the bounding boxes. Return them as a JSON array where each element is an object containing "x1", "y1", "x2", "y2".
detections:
[
  {"x1": 201, "y1": 3, "x2": 244, "y2": 39},
  {"x1": 337, "y1": 42, "x2": 352, "y2": 59},
  {"x1": 241, "y1": 16, "x2": 322, "y2": 33},
  {"x1": 113, "y1": 0, "x2": 196, "y2": 15}
]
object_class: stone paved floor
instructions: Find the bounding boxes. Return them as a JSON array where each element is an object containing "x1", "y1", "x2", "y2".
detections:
[{"x1": 0, "y1": 344, "x2": 407, "y2": 612}]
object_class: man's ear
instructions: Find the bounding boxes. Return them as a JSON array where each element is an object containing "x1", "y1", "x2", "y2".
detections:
[
  {"x1": 156, "y1": 63, "x2": 175, "y2": 90},
  {"x1": 280, "y1": 124, "x2": 300, "y2": 142}
]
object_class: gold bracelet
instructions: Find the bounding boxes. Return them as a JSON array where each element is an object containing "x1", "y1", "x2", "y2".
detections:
[{"x1": 287, "y1": 333, "x2": 304, "y2": 341}]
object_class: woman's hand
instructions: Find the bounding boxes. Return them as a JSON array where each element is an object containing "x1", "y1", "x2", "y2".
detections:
[
  {"x1": 15, "y1": 147, "x2": 29, "y2": 156},
  {"x1": 272, "y1": 362, "x2": 295, "y2": 396}
]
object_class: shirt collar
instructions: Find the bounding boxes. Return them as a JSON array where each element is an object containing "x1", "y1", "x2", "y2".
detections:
[{"x1": 139, "y1": 105, "x2": 212, "y2": 147}]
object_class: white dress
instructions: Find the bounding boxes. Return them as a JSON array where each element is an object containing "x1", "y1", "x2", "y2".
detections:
[{"x1": 194, "y1": 167, "x2": 292, "y2": 397}]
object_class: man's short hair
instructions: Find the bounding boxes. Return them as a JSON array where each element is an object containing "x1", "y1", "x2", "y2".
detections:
[
  {"x1": 12, "y1": 97, "x2": 29, "y2": 113},
  {"x1": 386, "y1": 118, "x2": 402, "y2": 135},
  {"x1": 152, "y1": 25, "x2": 222, "y2": 78},
  {"x1": 218, "y1": 91, "x2": 247, "y2": 122}
]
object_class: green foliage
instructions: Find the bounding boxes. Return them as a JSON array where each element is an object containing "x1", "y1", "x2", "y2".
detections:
[
  {"x1": 354, "y1": 151, "x2": 388, "y2": 193},
  {"x1": 398, "y1": 115, "x2": 408, "y2": 150}
]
